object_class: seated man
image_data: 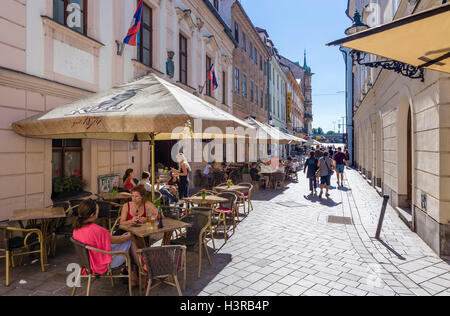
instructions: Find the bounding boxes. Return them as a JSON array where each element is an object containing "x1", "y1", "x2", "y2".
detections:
[
  {"x1": 259, "y1": 161, "x2": 274, "y2": 189},
  {"x1": 138, "y1": 172, "x2": 152, "y2": 192},
  {"x1": 202, "y1": 162, "x2": 214, "y2": 186}
]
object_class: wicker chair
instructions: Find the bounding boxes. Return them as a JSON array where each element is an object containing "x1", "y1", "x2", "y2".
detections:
[
  {"x1": 238, "y1": 183, "x2": 254, "y2": 214},
  {"x1": 212, "y1": 192, "x2": 237, "y2": 243},
  {"x1": 170, "y1": 209, "x2": 213, "y2": 278},
  {"x1": 138, "y1": 245, "x2": 187, "y2": 296},
  {"x1": 0, "y1": 225, "x2": 45, "y2": 286},
  {"x1": 70, "y1": 237, "x2": 132, "y2": 296},
  {"x1": 49, "y1": 203, "x2": 80, "y2": 256}
]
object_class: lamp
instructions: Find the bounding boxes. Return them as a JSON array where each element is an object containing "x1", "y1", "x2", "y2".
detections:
[{"x1": 345, "y1": 10, "x2": 369, "y2": 36}]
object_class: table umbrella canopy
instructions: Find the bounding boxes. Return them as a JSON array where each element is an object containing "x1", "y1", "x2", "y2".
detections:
[
  {"x1": 12, "y1": 73, "x2": 254, "y2": 201},
  {"x1": 304, "y1": 139, "x2": 321, "y2": 146},
  {"x1": 245, "y1": 118, "x2": 303, "y2": 145},
  {"x1": 12, "y1": 73, "x2": 253, "y2": 141},
  {"x1": 326, "y1": 3, "x2": 450, "y2": 74}
]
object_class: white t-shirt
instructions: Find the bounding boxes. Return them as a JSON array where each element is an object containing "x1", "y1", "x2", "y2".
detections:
[
  {"x1": 203, "y1": 164, "x2": 212, "y2": 175},
  {"x1": 260, "y1": 165, "x2": 274, "y2": 173}
]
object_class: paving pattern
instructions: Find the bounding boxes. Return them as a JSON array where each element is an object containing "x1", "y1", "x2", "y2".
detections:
[{"x1": 0, "y1": 168, "x2": 449, "y2": 296}]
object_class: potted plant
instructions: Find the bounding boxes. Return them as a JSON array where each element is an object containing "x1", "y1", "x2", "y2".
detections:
[
  {"x1": 52, "y1": 169, "x2": 87, "y2": 199},
  {"x1": 201, "y1": 189, "x2": 207, "y2": 201},
  {"x1": 156, "y1": 163, "x2": 165, "y2": 173}
]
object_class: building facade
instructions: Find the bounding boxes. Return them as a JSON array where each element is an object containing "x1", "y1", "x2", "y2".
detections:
[
  {"x1": 279, "y1": 55, "x2": 311, "y2": 138},
  {"x1": 345, "y1": 0, "x2": 450, "y2": 256},
  {"x1": 219, "y1": 1, "x2": 269, "y2": 123},
  {"x1": 0, "y1": 0, "x2": 235, "y2": 220}
]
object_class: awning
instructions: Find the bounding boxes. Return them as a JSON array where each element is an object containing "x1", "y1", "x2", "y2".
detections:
[
  {"x1": 327, "y1": 3, "x2": 450, "y2": 74},
  {"x1": 12, "y1": 73, "x2": 254, "y2": 141}
]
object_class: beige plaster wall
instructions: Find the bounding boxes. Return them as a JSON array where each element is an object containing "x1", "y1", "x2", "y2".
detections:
[
  {"x1": 354, "y1": 67, "x2": 450, "y2": 225},
  {"x1": 0, "y1": 0, "x2": 26, "y2": 72}
]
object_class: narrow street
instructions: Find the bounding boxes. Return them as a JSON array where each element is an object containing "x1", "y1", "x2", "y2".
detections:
[{"x1": 2, "y1": 169, "x2": 448, "y2": 296}]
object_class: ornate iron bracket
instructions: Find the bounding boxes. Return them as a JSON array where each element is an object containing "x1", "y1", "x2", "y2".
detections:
[{"x1": 350, "y1": 50, "x2": 424, "y2": 82}]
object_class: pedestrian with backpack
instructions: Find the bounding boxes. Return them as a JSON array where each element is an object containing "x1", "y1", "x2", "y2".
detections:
[{"x1": 317, "y1": 152, "x2": 337, "y2": 198}]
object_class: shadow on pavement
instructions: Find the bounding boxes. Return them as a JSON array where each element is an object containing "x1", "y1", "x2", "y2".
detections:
[
  {"x1": 303, "y1": 194, "x2": 343, "y2": 207},
  {"x1": 373, "y1": 239, "x2": 407, "y2": 261}
]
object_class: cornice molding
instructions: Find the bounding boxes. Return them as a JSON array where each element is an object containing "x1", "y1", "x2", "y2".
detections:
[{"x1": 0, "y1": 67, "x2": 94, "y2": 100}]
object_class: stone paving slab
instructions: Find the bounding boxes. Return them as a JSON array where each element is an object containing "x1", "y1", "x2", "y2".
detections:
[{"x1": 0, "y1": 168, "x2": 449, "y2": 296}]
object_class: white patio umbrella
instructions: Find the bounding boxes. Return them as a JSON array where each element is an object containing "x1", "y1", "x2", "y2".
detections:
[{"x1": 12, "y1": 74, "x2": 254, "y2": 200}]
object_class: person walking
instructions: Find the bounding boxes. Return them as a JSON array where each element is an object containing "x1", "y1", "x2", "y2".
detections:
[
  {"x1": 318, "y1": 152, "x2": 337, "y2": 198},
  {"x1": 304, "y1": 150, "x2": 319, "y2": 195},
  {"x1": 333, "y1": 147, "x2": 347, "y2": 187},
  {"x1": 345, "y1": 148, "x2": 351, "y2": 169},
  {"x1": 314, "y1": 145, "x2": 323, "y2": 160}
]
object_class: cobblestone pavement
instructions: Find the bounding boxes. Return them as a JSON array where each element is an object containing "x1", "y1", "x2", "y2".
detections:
[{"x1": 1, "y1": 169, "x2": 449, "y2": 296}]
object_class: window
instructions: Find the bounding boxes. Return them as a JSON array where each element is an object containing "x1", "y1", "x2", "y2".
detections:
[
  {"x1": 242, "y1": 33, "x2": 246, "y2": 51},
  {"x1": 254, "y1": 48, "x2": 257, "y2": 64},
  {"x1": 53, "y1": 0, "x2": 88, "y2": 35},
  {"x1": 261, "y1": 90, "x2": 264, "y2": 108},
  {"x1": 250, "y1": 80, "x2": 254, "y2": 102},
  {"x1": 137, "y1": 3, "x2": 152, "y2": 67},
  {"x1": 52, "y1": 139, "x2": 82, "y2": 182},
  {"x1": 213, "y1": 0, "x2": 219, "y2": 11},
  {"x1": 206, "y1": 56, "x2": 212, "y2": 97},
  {"x1": 260, "y1": 56, "x2": 263, "y2": 71},
  {"x1": 222, "y1": 71, "x2": 226, "y2": 105},
  {"x1": 234, "y1": 22, "x2": 239, "y2": 43},
  {"x1": 243, "y1": 75, "x2": 247, "y2": 98},
  {"x1": 255, "y1": 85, "x2": 258, "y2": 105},
  {"x1": 235, "y1": 68, "x2": 240, "y2": 94},
  {"x1": 249, "y1": 42, "x2": 253, "y2": 59},
  {"x1": 179, "y1": 34, "x2": 188, "y2": 85}
]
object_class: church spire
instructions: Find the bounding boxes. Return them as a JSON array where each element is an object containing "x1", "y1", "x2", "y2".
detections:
[{"x1": 303, "y1": 49, "x2": 311, "y2": 73}]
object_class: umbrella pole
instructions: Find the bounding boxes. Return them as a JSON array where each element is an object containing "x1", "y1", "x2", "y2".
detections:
[{"x1": 151, "y1": 133, "x2": 155, "y2": 202}]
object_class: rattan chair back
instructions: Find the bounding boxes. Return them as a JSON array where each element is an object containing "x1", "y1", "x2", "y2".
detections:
[
  {"x1": 140, "y1": 245, "x2": 183, "y2": 278},
  {"x1": 216, "y1": 192, "x2": 237, "y2": 210},
  {"x1": 182, "y1": 211, "x2": 210, "y2": 241},
  {"x1": 70, "y1": 238, "x2": 93, "y2": 275}
]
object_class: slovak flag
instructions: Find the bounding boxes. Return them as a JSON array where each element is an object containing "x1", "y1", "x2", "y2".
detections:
[
  {"x1": 208, "y1": 64, "x2": 219, "y2": 92},
  {"x1": 123, "y1": 0, "x2": 144, "y2": 46}
]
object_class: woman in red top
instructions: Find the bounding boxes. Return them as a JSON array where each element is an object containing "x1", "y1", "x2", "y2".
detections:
[
  {"x1": 120, "y1": 185, "x2": 158, "y2": 226},
  {"x1": 72, "y1": 199, "x2": 139, "y2": 277},
  {"x1": 123, "y1": 169, "x2": 136, "y2": 191}
]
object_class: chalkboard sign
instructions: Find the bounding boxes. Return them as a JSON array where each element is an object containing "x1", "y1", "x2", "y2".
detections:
[{"x1": 98, "y1": 174, "x2": 121, "y2": 194}]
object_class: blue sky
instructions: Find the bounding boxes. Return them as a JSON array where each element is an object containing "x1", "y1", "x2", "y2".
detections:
[{"x1": 240, "y1": 0, "x2": 351, "y2": 133}]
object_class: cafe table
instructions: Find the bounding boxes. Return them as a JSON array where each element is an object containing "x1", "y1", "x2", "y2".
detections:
[
  {"x1": 120, "y1": 218, "x2": 191, "y2": 248},
  {"x1": 9, "y1": 207, "x2": 66, "y2": 263},
  {"x1": 183, "y1": 195, "x2": 228, "y2": 207},
  {"x1": 214, "y1": 185, "x2": 248, "y2": 193}
]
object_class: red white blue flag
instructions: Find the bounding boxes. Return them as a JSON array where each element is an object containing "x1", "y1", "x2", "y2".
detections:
[
  {"x1": 123, "y1": 0, "x2": 144, "y2": 46},
  {"x1": 208, "y1": 64, "x2": 219, "y2": 92}
]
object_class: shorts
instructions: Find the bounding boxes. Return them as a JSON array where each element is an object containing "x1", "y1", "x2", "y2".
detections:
[
  {"x1": 320, "y1": 175, "x2": 331, "y2": 186},
  {"x1": 110, "y1": 240, "x2": 132, "y2": 269},
  {"x1": 336, "y1": 164, "x2": 345, "y2": 174}
]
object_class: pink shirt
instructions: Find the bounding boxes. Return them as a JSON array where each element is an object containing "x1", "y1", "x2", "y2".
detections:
[{"x1": 73, "y1": 223, "x2": 111, "y2": 275}]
